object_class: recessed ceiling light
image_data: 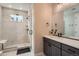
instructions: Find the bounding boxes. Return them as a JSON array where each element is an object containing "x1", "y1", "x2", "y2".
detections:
[
  {"x1": 8, "y1": 5, "x2": 12, "y2": 8},
  {"x1": 20, "y1": 8, "x2": 23, "y2": 10}
]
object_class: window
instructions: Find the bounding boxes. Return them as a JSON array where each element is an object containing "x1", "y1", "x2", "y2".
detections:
[{"x1": 10, "y1": 15, "x2": 23, "y2": 22}]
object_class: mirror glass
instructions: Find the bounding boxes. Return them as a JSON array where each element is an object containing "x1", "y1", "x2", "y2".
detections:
[{"x1": 63, "y1": 5, "x2": 79, "y2": 39}]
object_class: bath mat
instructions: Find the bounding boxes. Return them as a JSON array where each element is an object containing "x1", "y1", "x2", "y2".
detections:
[{"x1": 17, "y1": 47, "x2": 30, "y2": 55}]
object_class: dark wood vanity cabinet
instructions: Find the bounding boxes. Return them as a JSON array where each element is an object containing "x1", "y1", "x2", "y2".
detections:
[
  {"x1": 43, "y1": 37, "x2": 79, "y2": 56},
  {"x1": 51, "y1": 45, "x2": 61, "y2": 56},
  {"x1": 43, "y1": 37, "x2": 61, "y2": 56},
  {"x1": 43, "y1": 40, "x2": 52, "y2": 56},
  {"x1": 62, "y1": 44, "x2": 79, "y2": 56}
]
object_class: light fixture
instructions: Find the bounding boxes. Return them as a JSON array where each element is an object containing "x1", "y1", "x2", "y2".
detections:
[
  {"x1": 8, "y1": 5, "x2": 12, "y2": 8},
  {"x1": 20, "y1": 7, "x2": 23, "y2": 10}
]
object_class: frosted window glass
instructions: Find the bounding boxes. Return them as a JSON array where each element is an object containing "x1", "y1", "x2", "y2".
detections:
[
  {"x1": 17, "y1": 16, "x2": 23, "y2": 22},
  {"x1": 10, "y1": 15, "x2": 23, "y2": 22}
]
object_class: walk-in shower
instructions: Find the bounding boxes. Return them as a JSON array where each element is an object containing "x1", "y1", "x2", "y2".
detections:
[{"x1": 0, "y1": 3, "x2": 33, "y2": 56}]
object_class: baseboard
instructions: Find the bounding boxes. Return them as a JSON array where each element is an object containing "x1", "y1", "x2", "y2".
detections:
[{"x1": 35, "y1": 52, "x2": 44, "y2": 56}]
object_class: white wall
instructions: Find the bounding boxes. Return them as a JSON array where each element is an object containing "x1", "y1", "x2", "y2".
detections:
[
  {"x1": 33, "y1": 4, "x2": 72, "y2": 54},
  {"x1": 34, "y1": 3, "x2": 55, "y2": 54}
]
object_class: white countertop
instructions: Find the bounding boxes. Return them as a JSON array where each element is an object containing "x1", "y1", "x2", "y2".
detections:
[{"x1": 44, "y1": 35, "x2": 79, "y2": 49}]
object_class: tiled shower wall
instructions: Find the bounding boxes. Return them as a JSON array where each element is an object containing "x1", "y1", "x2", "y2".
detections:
[{"x1": 0, "y1": 6, "x2": 30, "y2": 49}]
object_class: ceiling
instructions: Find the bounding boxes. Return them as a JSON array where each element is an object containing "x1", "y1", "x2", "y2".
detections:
[{"x1": 0, "y1": 3, "x2": 32, "y2": 11}]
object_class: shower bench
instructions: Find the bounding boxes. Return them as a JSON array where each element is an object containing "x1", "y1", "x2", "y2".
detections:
[
  {"x1": 0, "y1": 40, "x2": 8, "y2": 50},
  {"x1": 0, "y1": 40, "x2": 8, "y2": 55},
  {"x1": 3, "y1": 43, "x2": 31, "y2": 55}
]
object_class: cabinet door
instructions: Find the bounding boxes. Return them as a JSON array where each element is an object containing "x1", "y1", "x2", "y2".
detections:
[
  {"x1": 43, "y1": 37, "x2": 61, "y2": 56},
  {"x1": 62, "y1": 43, "x2": 79, "y2": 56},
  {"x1": 62, "y1": 50, "x2": 73, "y2": 56},
  {"x1": 51, "y1": 45, "x2": 61, "y2": 56},
  {"x1": 62, "y1": 50, "x2": 79, "y2": 56},
  {"x1": 44, "y1": 41, "x2": 52, "y2": 56},
  {"x1": 43, "y1": 39, "x2": 47, "y2": 55}
]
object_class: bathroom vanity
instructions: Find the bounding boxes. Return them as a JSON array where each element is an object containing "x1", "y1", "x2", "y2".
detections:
[
  {"x1": 42, "y1": 4, "x2": 79, "y2": 56},
  {"x1": 43, "y1": 35, "x2": 79, "y2": 56}
]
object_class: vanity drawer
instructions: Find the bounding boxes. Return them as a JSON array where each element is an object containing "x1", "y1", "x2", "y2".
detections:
[
  {"x1": 43, "y1": 37, "x2": 61, "y2": 48},
  {"x1": 62, "y1": 44, "x2": 79, "y2": 55}
]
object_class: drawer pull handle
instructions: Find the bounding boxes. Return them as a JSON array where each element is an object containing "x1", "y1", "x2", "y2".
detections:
[{"x1": 68, "y1": 49, "x2": 76, "y2": 53}]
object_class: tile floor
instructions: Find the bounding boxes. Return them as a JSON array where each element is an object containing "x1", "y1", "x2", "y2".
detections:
[{"x1": 1, "y1": 51, "x2": 32, "y2": 56}]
